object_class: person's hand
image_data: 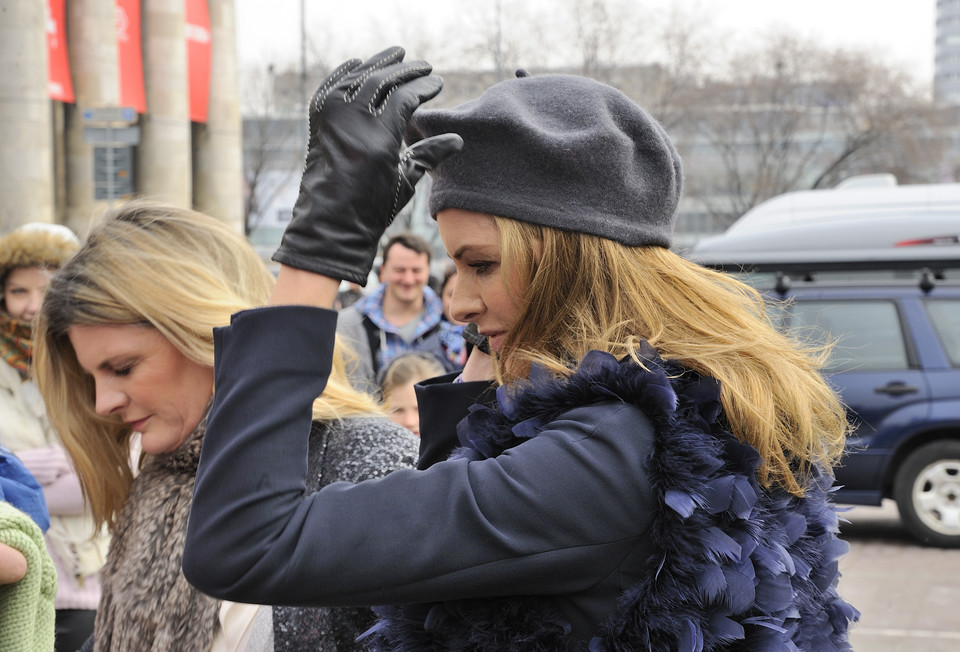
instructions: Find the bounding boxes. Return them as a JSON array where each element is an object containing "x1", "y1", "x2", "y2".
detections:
[
  {"x1": 0, "y1": 541, "x2": 27, "y2": 584},
  {"x1": 461, "y1": 347, "x2": 496, "y2": 383},
  {"x1": 273, "y1": 46, "x2": 463, "y2": 285}
]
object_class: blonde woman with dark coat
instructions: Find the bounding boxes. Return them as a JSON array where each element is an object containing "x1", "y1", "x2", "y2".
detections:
[{"x1": 184, "y1": 47, "x2": 859, "y2": 651}]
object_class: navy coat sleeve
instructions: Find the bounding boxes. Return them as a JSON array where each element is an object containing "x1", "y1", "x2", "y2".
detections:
[{"x1": 183, "y1": 305, "x2": 656, "y2": 608}]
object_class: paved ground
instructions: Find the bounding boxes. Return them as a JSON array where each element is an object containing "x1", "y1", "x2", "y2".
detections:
[{"x1": 839, "y1": 500, "x2": 960, "y2": 651}]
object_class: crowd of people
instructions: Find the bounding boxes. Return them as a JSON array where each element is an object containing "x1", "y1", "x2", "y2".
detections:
[
  {"x1": 1, "y1": 44, "x2": 859, "y2": 651},
  {"x1": 0, "y1": 223, "x2": 105, "y2": 651}
]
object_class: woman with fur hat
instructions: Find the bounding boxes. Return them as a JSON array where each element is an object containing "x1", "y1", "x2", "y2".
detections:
[
  {"x1": 33, "y1": 201, "x2": 420, "y2": 651},
  {"x1": 184, "y1": 47, "x2": 859, "y2": 650},
  {"x1": 0, "y1": 222, "x2": 110, "y2": 651}
]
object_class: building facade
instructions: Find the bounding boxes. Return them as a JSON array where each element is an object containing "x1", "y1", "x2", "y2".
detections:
[
  {"x1": 0, "y1": 0, "x2": 243, "y2": 235},
  {"x1": 936, "y1": 0, "x2": 960, "y2": 104}
]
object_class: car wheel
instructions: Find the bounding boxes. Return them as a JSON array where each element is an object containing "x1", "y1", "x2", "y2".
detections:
[{"x1": 893, "y1": 440, "x2": 960, "y2": 548}]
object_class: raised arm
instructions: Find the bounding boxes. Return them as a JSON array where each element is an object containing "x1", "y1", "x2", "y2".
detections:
[
  {"x1": 185, "y1": 46, "x2": 462, "y2": 596},
  {"x1": 185, "y1": 305, "x2": 656, "y2": 606}
]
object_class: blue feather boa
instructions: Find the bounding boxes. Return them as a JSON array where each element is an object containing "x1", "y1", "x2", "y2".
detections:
[{"x1": 364, "y1": 344, "x2": 859, "y2": 651}]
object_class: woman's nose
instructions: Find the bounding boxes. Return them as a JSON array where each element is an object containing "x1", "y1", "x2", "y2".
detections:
[
  {"x1": 94, "y1": 381, "x2": 127, "y2": 417},
  {"x1": 450, "y1": 285, "x2": 481, "y2": 325},
  {"x1": 27, "y1": 291, "x2": 44, "y2": 316}
]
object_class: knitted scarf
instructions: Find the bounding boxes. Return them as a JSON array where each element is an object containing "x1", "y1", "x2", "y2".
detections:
[
  {"x1": 0, "y1": 311, "x2": 32, "y2": 380},
  {"x1": 366, "y1": 344, "x2": 859, "y2": 651},
  {"x1": 93, "y1": 415, "x2": 220, "y2": 651}
]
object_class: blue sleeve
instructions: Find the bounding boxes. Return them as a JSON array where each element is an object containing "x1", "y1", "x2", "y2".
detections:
[
  {"x1": 0, "y1": 445, "x2": 50, "y2": 533},
  {"x1": 184, "y1": 305, "x2": 656, "y2": 608}
]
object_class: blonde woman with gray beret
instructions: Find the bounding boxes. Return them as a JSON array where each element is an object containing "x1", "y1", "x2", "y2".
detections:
[{"x1": 185, "y1": 47, "x2": 859, "y2": 650}]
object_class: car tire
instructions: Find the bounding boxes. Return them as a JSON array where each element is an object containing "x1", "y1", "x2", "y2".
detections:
[{"x1": 893, "y1": 440, "x2": 960, "y2": 548}]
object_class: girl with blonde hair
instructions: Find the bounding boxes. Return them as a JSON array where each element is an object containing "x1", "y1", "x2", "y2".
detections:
[
  {"x1": 377, "y1": 352, "x2": 447, "y2": 436},
  {"x1": 185, "y1": 47, "x2": 858, "y2": 650},
  {"x1": 35, "y1": 200, "x2": 418, "y2": 651}
]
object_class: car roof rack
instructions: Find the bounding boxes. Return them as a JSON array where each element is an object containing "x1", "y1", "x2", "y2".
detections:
[
  {"x1": 688, "y1": 245, "x2": 960, "y2": 272},
  {"x1": 687, "y1": 247, "x2": 960, "y2": 294}
]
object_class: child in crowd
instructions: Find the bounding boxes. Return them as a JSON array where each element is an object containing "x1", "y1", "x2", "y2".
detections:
[{"x1": 378, "y1": 352, "x2": 447, "y2": 436}]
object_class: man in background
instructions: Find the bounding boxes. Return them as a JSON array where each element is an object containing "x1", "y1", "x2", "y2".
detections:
[{"x1": 337, "y1": 232, "x2": 458, "y2": 393}]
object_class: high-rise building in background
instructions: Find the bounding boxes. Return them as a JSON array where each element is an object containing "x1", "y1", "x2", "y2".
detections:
[{"x1": 935, "y1": 0, "x2": 960, "y2": 103}]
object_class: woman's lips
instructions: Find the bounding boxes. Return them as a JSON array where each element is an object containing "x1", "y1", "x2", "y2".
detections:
[{"x1": 482, "y1": 331, "x2": 506, "y2": 352}]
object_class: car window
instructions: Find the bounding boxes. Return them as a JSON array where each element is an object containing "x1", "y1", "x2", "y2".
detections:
[
  {"x1": 925, "y1": 299, "x2": 960, "y2": 366},
  {"x1": 787, "y1": 300, "x2": 909, "y2": 372}
]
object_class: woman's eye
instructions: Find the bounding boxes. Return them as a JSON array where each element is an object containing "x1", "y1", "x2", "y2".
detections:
[
  {"x1": 113, "y1": 366, "x2": 133, "y2": 378},
  {"x1": 469, "y1": 262, "x2": 492, "y2": 276}
]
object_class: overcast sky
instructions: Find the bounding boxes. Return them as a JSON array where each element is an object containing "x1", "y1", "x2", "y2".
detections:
[{"x1": 234, "y1": 0, "x2": 937, "y2": 86}]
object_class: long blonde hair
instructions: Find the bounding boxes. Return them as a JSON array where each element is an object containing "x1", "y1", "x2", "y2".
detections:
[
  {"x1": 34, "y1": 200, "x2": 378, "y2": 531},
  {"x1": 494, "y1": 217, "x2": 848, "y2": 496}
]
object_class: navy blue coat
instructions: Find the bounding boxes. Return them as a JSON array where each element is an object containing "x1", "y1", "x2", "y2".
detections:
[
  {"x1": 413, "y1": 372, "x2": 495, "y2": 469},
  {"x1": 183, "y1": 306, "x2": 857, "y2": 651}
]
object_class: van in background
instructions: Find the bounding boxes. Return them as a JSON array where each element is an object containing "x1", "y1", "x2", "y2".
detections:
[{"x1": 690, "y1": 175, "x2": 960, "y2": 267}]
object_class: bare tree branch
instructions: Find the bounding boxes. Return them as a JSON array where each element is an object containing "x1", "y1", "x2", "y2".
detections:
[{"x1": 684, "y1": 34, "x2": 941, "y2": 226}]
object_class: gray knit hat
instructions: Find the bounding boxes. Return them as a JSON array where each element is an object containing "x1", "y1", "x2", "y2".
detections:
[{"x1": 404, "y1": 72, "x2": 683, "y2": 247}]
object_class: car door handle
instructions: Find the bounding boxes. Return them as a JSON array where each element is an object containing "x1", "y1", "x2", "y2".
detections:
[{"x1": 874, "y1": 382, "x2": 919, "y2": 396}]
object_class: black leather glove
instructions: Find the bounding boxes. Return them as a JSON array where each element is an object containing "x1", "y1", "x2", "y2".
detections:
[{"x1": 273, "y1": 46, "x2": 463, "y2": 285}]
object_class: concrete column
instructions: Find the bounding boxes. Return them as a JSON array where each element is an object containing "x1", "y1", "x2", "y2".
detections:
[
  {"x1": 64, "y1": 0, "x2": 121, "y2": 234},
  {"x1": 139, "y1": 0, "x2": 191, "y2": 206},
  {"x1": 192, "y1": 0, "x2": 244, "y2": 231},
  {"x1": 0, "y1": 0, "x2": 54, "y2": 229}
]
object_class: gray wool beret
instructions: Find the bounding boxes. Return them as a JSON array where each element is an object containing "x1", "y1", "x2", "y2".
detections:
[{"x1": 404, "y1": 72, "x2": 684, "y2": 247}]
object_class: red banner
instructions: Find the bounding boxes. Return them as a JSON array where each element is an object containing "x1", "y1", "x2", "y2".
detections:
[
  {"x1": 46, "y1": 0, "x2": 74, "y2": 102},
  {"x1": 185, "y1": 0, "x2": 211, "y2": 123},
  {"x1": 116, "y1": 0, "x2": 146, "y2": 113}
]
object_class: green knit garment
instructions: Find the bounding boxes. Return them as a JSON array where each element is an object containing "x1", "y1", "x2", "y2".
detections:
[{"x1": 0, "y1": 501, "x2": 57, "y2": 651}]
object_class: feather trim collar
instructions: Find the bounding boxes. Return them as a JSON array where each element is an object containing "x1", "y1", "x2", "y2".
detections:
[{"x1": 366, "y1": 346, "x2": 858, "y2": 651}]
